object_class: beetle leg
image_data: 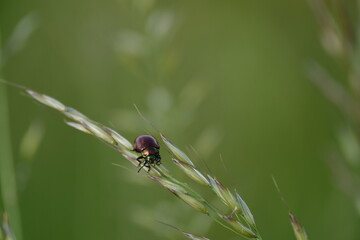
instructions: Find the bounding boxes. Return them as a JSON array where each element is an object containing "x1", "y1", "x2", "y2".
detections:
[
  {"x1": 156, "y1": 155, "x2": 161, "y2": 165},
  {"x1": 136, "y1": 156, "x2": 144, "y2": 166},
  {"x1": 144, "y1": 161, "x2": 152, "y2": 172},
  {"x1": 137, "y1": 165, "x2": 144, "y2": 173},
  {"x1": 137, "y1": 159, "x2": 147, "y2": 173}
]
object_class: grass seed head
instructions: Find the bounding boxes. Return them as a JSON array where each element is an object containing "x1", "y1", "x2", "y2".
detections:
[
  {"x1": 65, "y1": 121, "x2": 92, "y2": 134},
  {"x1": 172, "y1": 159, "x2": 209, "y2": 186},
  {"x1": 63, "y1": 107, "x2": 89, "y2": 122},
  {"x1": 222, "y1": 214, "x2": 257, "y2": 239},
  {"x1": 17, "y1": 85, "x2": 263, "y2": 238},
  {"x1": 161, "y1": 134, "x2": 194, "y2": 166},
  {"x1": 104, "y1": 127, "x2": 133, "y2": 150},
  {"x1": 150, "y1": 176, "x2": 208, "y2": 214},
  {"x1": 289, "y1": 213, "x2": 308, "y2": 240},
  {"x1": 150, "y1": 175, "x2": 187, "y2": 193},
  {"x1": 235, "y1": 191, "x2": 255, "y2": 227},
  {"x1": 176, "y1": 192, "x2": 208, "y2": 214},
  {"x1": 208, "y1": 175, "x2": 237, "y2": 210},
  {"x1": 26, "y1": 89, "x2": 66, "y2": 112},
  {"x1": 79, "y1": 120, "x2": 114, "y2": 144}
]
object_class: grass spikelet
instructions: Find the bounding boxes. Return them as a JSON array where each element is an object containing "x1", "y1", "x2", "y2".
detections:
[
  {"x1": 273, "y1": 177, "x2": 308, "y2": 240},
  {"x1": 79, "y1": 120, "x2": 114, "y2": 144},
  {"x1": 63, "y1": 107, "x2": 89, "y2": 122},
  {"x1": 235, "y1": 191, "x2": 256, "y2": 227},
  {"x1": 222, "y1": 209, "x2": 257, "y2": 239},
  {"x1": 172, "y1": 159, "x2": 209, "y2": 186},
  {"x1": 65, "y1": 121, "x2": 92, "y2": 134},
  {"x1": 208, "y1": 175, "x2": 238, "y2": 211},
  {"x1": 103, "y1": 127, "x2": 133, "y2": 150},
  {"x1": 161, "y1": 135, "x2": 210, "y2": 186},
  {"x1": 289, "y1": 213, "x2": 308, "y2": 240},
  {"x1": 150, "y1": 175, "x2": 187, "y2": 194},
  {"x1": 150, "y1": 175, "x2": 208, "y2": 214},
  {"x1": 160, "y1": 134, "x2": 195, "y2": 166},
  {"x1": 175, "y1": 192, "x2": 208, "y2": 214},
  {"x1": 26, "y1": 90, "x2": 66, "y2": 112}
]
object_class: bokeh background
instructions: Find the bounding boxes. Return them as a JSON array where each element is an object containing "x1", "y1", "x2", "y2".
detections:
[{"x1": 1, "y1": 0, "x2": 360, "y2": 239}]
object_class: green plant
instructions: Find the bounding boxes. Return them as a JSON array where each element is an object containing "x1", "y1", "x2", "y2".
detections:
[
  {"x1": 0, "y1": 78, "x2": 313, "y2": 239},
  {"x1": 16, "y1": 85, "x2": 261, "y2": 239}
]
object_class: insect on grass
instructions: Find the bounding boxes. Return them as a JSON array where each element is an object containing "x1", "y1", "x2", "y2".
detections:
[{"x1": 133, "y1": 135, "x2": 162, "y2": 173}]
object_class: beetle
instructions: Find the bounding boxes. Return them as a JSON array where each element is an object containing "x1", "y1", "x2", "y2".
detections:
[{"x1": 133, "y1": 135, "x2": 161, "y2": 172}]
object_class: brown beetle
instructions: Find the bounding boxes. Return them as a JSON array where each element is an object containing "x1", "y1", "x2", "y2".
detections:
[{"x1": 133, "y1": 135, "x2": 161, "y2": 172}]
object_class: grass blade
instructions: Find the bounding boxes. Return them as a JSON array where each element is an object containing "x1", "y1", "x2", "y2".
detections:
[{"x1": 0, "y1": 81, "x2": 22, "y2": 240}]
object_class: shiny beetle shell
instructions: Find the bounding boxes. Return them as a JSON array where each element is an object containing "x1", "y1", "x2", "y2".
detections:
[{"x1": 133, "y1": 135, "x2": 160, "y2": 153}]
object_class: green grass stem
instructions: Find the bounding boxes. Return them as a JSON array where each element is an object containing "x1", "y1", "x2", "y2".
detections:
[{"x1": 0, "y1": 37, "x2": 23, "y2": 240}]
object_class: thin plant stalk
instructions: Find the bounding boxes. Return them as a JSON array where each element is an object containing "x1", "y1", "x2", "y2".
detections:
[
  {"x1": 0, "y1": 38, "x2": 23, "y2": 240},
  {"x1": 272, "y1": 177, "x2": 308, "y2": 240}
]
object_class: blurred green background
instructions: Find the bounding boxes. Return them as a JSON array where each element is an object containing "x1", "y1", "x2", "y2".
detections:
[{"x1": 1, "y1": 0, "x2": 359, "y2": 239}]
